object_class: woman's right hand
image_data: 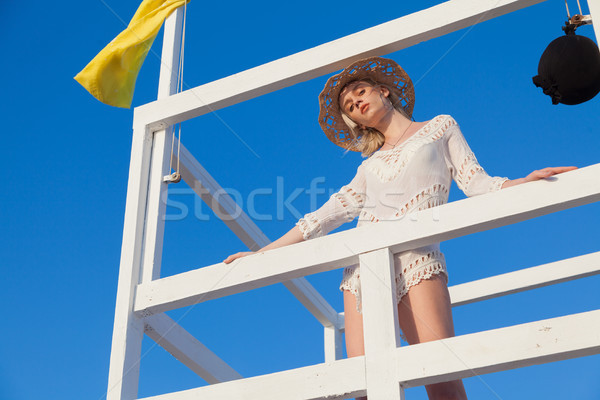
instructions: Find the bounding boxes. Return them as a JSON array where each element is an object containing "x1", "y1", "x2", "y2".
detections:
[{"x1": 223, "y1": 251, "x2": 256, "y2": 264}]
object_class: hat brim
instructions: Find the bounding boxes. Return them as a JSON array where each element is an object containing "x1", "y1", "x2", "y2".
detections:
[{"x1": 318, "y1": 57, "x2": 415, "y2": 151}]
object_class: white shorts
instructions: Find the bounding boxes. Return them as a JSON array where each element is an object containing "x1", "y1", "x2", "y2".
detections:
[{"x1": 339, "y1": 244, "x2": 448, "y2": 314}]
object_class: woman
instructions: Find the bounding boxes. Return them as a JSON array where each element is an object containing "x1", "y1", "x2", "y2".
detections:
[{"x1": 224, "y1": 57, "x2": 576, "y2": 400}]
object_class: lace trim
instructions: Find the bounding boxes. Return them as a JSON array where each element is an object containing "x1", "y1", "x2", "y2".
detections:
[
  {"x1": 490, "y1": 176, "x2": 509, "y2": 192},
  {"x1": 339, "y1": 266, "x2": 361, "y2": 311},
  {"x1": 358, "y1": 209, "x2": 380, "y2": 223},
  {"x1": 393, "y1": 183, "x2": 448, "y2": 218},
  {"x1": 333, "y1": 185, "x2": 365, "y2": 214},
  {"x1": 296, "y1": 212, "x2": 321, "y2": 240},
  {"x1": 396, "y1": 252, "x2": 448, "y2": 300},
  {"x1": 455, "y1": 152, "x2": 485, "y2": 190},
  {"x1": 364, "y1": 115, "x2": 456, "y2": 183},
  {"x1": 339, "y1": 251, "x2": 447, "y2": 322}
]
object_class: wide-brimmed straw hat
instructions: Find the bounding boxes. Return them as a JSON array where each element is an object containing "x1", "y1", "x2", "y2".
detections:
[{"x1": 318, "y1": 56, "x2": 415, "y2": 151}]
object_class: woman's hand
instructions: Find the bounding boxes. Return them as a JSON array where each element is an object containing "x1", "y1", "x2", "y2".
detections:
[
  {"x1": 523, "y1": 166, "x2": 578, "y2": 182},
  {"x1": 223, "y1": 251, "x2": 256, "y2": 264},
  {"x1": 502, "y1": 166, "x2": 578, "y2": 189},
  {"x1": 222, "y1": 226, "x2": 305, "y2": 265}
]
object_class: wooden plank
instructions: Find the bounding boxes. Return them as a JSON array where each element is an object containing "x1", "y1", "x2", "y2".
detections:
[
  {"x1": 449, "y1": 251, "x2": 600, "y2": 306},
  {"x1": 137, "y1": 310, "x2": 599, "y2": 400},
  {"x1": 360, "y1": 249, "x2": 404, "y2": 399},
  {"x1": 176, "y1": 142, "x2": 342, "y2": 329},
  {"x1": 134, "y1": 164, "x2": 600, "y2": 316},
  {"x1": 588, "y1": 0, "x2": 600, "y2": 46},
  {"x1": 393, "y1": 309, "x2": 600, "y2": 388},
  {"x1": 144, "y1": 314, "x2": 243, "y2": 384},
  {"x1": 137, "y1": 356, "x2": 367, "y2": 400},
  {"x1": 134, "y1": 0, "x2": 547, "y2": 129},
  {"x1": 139, "y1": 5, "x2": 184, "y2": 284}
]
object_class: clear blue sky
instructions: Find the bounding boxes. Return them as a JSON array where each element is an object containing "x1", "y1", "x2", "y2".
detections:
[{"x1": 1, "y1": 1, "x2": 599, "y2": 399}]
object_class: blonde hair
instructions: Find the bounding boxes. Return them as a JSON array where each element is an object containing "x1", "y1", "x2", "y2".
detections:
[{"x1": 340, "y1": 79, "x2": 411, "y2": 157}]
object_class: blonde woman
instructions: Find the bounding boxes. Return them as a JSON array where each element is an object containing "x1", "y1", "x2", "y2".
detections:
[{"x1": 224, "y1": 57, "x2": 575, "y2": 400}]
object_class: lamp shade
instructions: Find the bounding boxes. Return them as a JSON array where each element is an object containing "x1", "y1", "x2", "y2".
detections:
[{"x1": 533, "y1": 32, "x2": 600, "y2": 105}]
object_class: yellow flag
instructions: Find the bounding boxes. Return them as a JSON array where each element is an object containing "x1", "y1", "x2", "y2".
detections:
[{"x1": 75, "y1": 0, "x2": 189, "y2": 108}]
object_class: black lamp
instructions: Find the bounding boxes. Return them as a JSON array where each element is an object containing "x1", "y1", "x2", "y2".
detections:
[{"x1": 533, "y1": 11, "x2": 600, "y2": 105}]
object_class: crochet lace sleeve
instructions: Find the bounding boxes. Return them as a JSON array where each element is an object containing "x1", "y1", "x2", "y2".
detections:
[
  {"x1": 296, "y1": 163, "x2": 366, "y2": 240},
  {"x1": 444, "y1": 122, "x2": 508, "y2": 197}
]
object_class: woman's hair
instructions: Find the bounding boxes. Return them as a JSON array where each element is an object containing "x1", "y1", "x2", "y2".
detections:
[{"x1": 340, "y1": 78, "x2": 410, "y2": 157}]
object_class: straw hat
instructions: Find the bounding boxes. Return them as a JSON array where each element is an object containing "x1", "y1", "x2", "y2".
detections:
[{"x1": 318, "y1": 56, "x2": 415, "y2": 151}]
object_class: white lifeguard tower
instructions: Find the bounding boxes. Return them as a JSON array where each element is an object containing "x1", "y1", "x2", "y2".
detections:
[{"x1": 106, "y1": 1, "x2": 600, "y2": 399}]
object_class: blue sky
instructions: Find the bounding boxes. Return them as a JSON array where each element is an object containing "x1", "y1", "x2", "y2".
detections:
[{"x1": 1, "y1": 0, "x2": 599, "y2": 399}]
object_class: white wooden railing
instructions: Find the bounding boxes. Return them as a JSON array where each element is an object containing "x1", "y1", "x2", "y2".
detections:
[{"x1": 107, "y1": 0, "x2": 600, "y2": 399}]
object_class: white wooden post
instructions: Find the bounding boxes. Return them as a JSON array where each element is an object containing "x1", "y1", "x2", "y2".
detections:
[
  {"x1": 107, "y1": 8, "x2": 184, "y2": 400},
  {"x1": 588, "y1": 0, "x2": 600, "y2": 45},
  {"x1": 106, "y1": 122, "x2": 153, "y2": 400},
  {"x1": 360, "y1": 248, "x2": 404, "y2": 399},
  {"x1": 140, "y1": 8, "x2": 183, "y2": 283},
  {"x1": 324, "y1": 326, "x2": 344, "y2": 362}
]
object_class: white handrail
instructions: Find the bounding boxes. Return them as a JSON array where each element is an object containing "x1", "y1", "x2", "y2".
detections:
[{"x1": 134, "y1": 164, "x2": 600, "y2": 315}]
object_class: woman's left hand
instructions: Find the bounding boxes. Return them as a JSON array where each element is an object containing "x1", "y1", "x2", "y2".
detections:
[
  {"x1": 523, "y1": 166, "x2": 578, "y2": 182},
  {"x1": 502, "y1": 166, "x2": 578, "y2": 189}
]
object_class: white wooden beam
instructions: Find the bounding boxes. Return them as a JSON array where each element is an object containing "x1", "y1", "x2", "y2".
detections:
[
  {"x1": 176, "y1": 142, "x2": 342, "y2": 329},
  {"x1": 176, "y1": 142, "x2": 269, "y2": 250},
  {"x1": 136, "y1": 309, "x2": 600, "y2": 400},
  {"x1": 144, "y1": 313, "x2": 243, "y2": 384},
  {"x1": 138, "y1": 356, "x2": 367, "y2": 400},
  {"x1": 107, "y1": 123, "x2": 153, "y2": 400},
  {"x1": 449, "y1": 251, "x2": 600, "y2": 306},
  {"x1": 393, "y1": 309, "x2": 600, "y2": 388},
  {"x1": 139, "y1": 9, "x2": 183, "y2": 283},
  {"x1": 337, "y1": 250, "x2": 600, "y2": 331},
  {"x1": 323, "y1": 326, "x2": 344, "y2": 362},
  {"x1": 588, "y1": 0, "x2": 600, "y2": 45},
  {"x1": 107, "y1": 9, "x2": 184, "y2": 399},
  {"x1": 134, "y1": 164, "x2": 600, "y2": 316},
  {"x1": 133, "y1": 0, "x2": 547, "y2": 129},
  {"x1": 360, "y1": 249, "x2": 404, "y2": 399}
]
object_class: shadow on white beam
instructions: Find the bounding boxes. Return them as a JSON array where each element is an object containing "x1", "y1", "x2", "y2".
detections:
[
  {"x1": 144, "y1": 314, "x2": 243, "y2": 384},
  {"x1": 134, "y1": 164, "x2": 600, "y2": 316},
  {"x1": 133, "y1": 0, "x2": 546, "y2": 129}
]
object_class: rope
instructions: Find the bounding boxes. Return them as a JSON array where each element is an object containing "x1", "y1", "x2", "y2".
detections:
[
  {"x1": 176, "y1": 0, "x2": 186, "y2": 176},
  {"x1": 167, "y1": 2, "x2": 187, "y2": 182}
]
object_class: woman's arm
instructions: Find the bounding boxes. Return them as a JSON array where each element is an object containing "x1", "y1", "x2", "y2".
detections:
[
  {"x1": 223, "y1": 225, "x2": 305, "y2": 264},
  {"x1": 223, "y1": 163, "x2": 366, "y2": 264},
  {"x1": 444, "y1": 122, "x2": 509, "y2": 196},
  {"x1": 501, "y1": 166, "x2": 578, "y2": 189}
]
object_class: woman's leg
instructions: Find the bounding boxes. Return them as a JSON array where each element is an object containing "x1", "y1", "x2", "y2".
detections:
[
  {"x1": 397, "y1": 273, "x2": 467, "y2": 400},
  {"x1": 343, "y1": 289, "x2": 367, "y2": 400}
]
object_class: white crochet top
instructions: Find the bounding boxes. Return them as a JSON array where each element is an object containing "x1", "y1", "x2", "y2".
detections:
[{"x1": 296, "y1": 115, "x2": 508, "y2": 306}]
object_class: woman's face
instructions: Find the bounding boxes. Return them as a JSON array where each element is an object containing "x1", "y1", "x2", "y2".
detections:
[{"x1": 338, "y1": 81, "x2": 390, "y2": 129}]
